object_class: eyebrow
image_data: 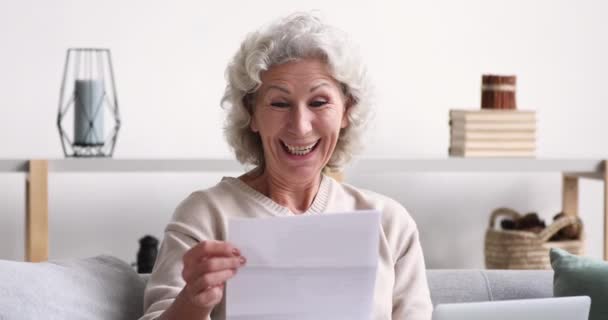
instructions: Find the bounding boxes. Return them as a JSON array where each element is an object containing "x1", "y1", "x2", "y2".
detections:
[
  {"x1": 266, "y1": 85, "x2": 290, "y2": 94},
  {"x1": 310, "y1": 83, "x2": 330, "y2": 92},
  {"x1": 265, "y1": 82, "x2": 331, "y2": 95}
]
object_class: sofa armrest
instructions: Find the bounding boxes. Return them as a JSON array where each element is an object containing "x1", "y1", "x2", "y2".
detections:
[{"x1": 0, "y1": 255, "x2": 145, "y2": 320}]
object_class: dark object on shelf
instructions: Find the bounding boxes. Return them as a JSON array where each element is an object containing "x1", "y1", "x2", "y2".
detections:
[
  {"x1": 137, "y1": 235, "x2": 159, "y2": 274},
  {"x1": 499, "y1": 210, "x2": 583, "y2": 241},
  {"x1": 517, "y1": 212, "x2": 546, "y2": 233},
  {"x1": 550, "y1": 212, "x2": 583, "y2": 241},
  {"x1": 500, "y1": 212, "x2": 546, "y2": 233},
  {"x1": 500, "y1": 219, "x2": 516, "y2": 230},
  {"x1": 481, "y1": 74, "x2": 517, "y2": 109}
]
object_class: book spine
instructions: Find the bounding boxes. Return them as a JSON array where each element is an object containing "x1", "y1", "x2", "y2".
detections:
[
  {"x1": 449, "y1": 110, "x2": 535, "y2": 122},
  {"x1": 452, "y1": 115, "x2": 536, "y2": 122},
  {"x1": 450, "y1": 132, "x2": 536, "y2": 141},
  {"x1": 450, "y1": 122, "x2": 536, "y2": 131},
  {"x1": 449, "y1": 147, "x2": 535, "y2": 157},
  {"x1": 450, "y1": 139, "x2": 536, "y2": 149}
]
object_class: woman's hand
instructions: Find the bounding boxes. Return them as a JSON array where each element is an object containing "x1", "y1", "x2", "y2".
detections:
[{"x1": 181, "y1": 240, "x2": 246, "y2": 312}]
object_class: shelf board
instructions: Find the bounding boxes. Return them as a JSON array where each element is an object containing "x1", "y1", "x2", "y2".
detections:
[
  {"x1": 345, "y1": 158, "x2": 605, "y2": 178},
  {"x1": 47, "y1": 158, "x2": 244, "y2": 172},
  {"x1": 0, "y1": 159, "x2": 243, "y2": 173},
  {"x1": 0, "y1": 160, "x2": 28, "y2": 172},
  {"x1": 1, "y1": 158, "x2": 604, "y2": 178}
]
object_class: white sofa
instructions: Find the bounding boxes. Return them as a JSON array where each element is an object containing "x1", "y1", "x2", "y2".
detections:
[{"x1": 0, "y1": 255, "x2": 554, "y2": 319}]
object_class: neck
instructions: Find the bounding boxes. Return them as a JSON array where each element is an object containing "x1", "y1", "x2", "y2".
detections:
[{"x1": 240, "y1": 167, "x2": 322, "y2": 214}]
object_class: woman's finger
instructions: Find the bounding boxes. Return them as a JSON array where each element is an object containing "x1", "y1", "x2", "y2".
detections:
[
  {"x1": 189, "y1": 285, "x2": 224, "y2": 309},
  {"x1": 190, "y1": 269, "x2": 238, "y2": 295},
  {"x1": 183, "y1": 255, "x2": 245, "y2": 283},
  {"x1": 184, "y1": 241, "x2": 240, "y2": 266},
  {"x1": 201, "y1": 256, "x2": 246, "y2": 273}
]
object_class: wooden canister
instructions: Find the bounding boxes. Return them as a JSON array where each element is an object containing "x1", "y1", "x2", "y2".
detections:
[{"x1": 481, "y1": 75, "x2": 517, "y2": 109}]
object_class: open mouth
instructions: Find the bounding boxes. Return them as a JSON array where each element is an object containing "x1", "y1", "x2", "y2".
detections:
[{"x1": 280, "y1": 139, "x2": 320, "y2": 156}]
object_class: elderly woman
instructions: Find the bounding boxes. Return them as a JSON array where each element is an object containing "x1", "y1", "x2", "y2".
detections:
[{"x1": 141, "y1": 12, "x2": 432, "y2": 320}]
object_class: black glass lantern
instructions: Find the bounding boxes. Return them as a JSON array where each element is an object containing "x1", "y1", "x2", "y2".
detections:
[{"x1": 57, "y1": 48, "x2": 121, "y2": 157}]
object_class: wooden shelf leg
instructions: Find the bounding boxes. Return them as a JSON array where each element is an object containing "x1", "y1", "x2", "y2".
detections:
[
  {"x1": 562, "y1": 175, "x2": 579, "y2": 216},
  {"x1": 26, "y1": 160, "x2": 48, "y2": 262}
]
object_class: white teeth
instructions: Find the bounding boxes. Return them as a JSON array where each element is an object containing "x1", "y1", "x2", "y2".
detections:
[{"x1": 283, "y1": 141, "x2": 318, "y2": 156}]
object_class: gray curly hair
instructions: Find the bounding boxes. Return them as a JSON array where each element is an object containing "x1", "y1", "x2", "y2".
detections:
[{"x1": 221, "y1": 12, "x2": 373, "y2": 169}]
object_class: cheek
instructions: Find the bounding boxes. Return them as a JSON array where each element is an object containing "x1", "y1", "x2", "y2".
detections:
[
  {"x1": 255, "y1": 112, "x2": 286, "y2": 137},
  {"x1": 320, "y1": 110, "x2": 346, "y2": 133}
]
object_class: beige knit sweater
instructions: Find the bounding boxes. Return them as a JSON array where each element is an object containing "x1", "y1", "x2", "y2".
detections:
[{"x1": 141, "y1": 175, "x2": 432, "y2": 320}]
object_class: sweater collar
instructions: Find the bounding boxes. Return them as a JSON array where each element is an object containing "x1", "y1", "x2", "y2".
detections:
[{"x1": 222, "y1": 174, "x2": 332, "y2": 216}]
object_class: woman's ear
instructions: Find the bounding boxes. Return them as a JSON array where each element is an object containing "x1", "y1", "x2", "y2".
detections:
[
  {"x1": 341, "y1": 97, "x2": 352, "y2": 129},
  {"x1": 250, "y1": 116, "x2": 259, "y2": 132},
  {"x1": 243, "y1": 94, "x2": 259, "y2": 132}
]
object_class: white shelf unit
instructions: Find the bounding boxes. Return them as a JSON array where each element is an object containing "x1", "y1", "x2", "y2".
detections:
[{"x1": 1, "y1": 158, "x2": 606, "y2": 262}]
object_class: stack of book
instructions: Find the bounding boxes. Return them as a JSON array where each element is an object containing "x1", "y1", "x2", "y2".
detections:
[{"x1": 449, "y1": 109, "x2": 536, "y2": 157}]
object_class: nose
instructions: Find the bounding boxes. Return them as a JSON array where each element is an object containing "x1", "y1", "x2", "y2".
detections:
[{"x1": 287, "y1": 103, "x2": 313, "y2": 136}]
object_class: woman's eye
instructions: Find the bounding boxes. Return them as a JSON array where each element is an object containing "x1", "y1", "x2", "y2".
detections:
[
  {"x1": 270, "y1": 102, "x2": 290, "y2": 108},
  {"x1": 309, "y1": 100, "x2": 328, "y2": 107}
]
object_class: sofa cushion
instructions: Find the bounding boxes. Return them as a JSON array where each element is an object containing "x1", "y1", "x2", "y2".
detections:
[
  {"x1": 551, "y1": 248, "x2": 608, "y2": 320},
  {"x1": 427, "y1": 269, "x2": 553, "y2": 306},
  {"x1": 0, "y1": 255, "x2": 145, "y2": 320}
]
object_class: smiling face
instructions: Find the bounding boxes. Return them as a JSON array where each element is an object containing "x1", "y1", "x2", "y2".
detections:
[{"x1": 250, "y1": 58, "x2": 349, "y2": 181}]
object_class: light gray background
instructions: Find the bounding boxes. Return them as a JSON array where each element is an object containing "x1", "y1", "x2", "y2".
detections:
[{"x1": 1, "y1": 0, "x2": 606, "y2": 268}]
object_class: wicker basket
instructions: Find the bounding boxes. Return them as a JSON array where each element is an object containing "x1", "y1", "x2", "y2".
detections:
[{"x1": 484, "y1": 207, "x2": 584, "y2": 269}]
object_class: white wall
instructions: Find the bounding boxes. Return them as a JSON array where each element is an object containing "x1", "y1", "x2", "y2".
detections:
[{"x1": 1, "y1": 0, "x2": 607, "y2": 268}]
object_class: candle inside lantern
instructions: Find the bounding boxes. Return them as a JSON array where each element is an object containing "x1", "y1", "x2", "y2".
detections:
[{"x1": 74, "y1": 79, "x2": 105, "y2": 146}]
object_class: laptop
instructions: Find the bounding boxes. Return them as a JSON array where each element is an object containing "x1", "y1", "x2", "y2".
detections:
[{"x1": 432, "y1": 296, "x2": 590, "y2": 320}]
